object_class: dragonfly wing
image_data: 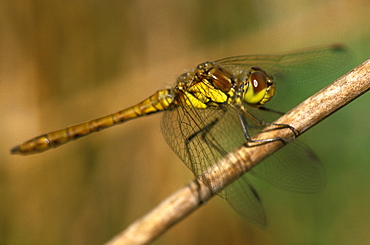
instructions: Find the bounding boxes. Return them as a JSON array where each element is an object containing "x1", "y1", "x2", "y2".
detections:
[
  {"x1": 221, "y1": 141, "x2": 324, "y2": 226},
  {"x1": 216, "y1": 46, "x2": 352, "y2": 111},
  {"x1": 162, "y1": 103, "x2": 268, "y2": 224},
  {"x1": 222, "y1": 175, "x2": 267, "y2": 226},
  {"x1": 216, "y1": 45, "x2": 351, "y2": 82},
  {"x1": 161, "y1": 103, "x2": 245, "y2": 196},
  {"x1": 236, "y1": 104, "x2": 325, "y2": 193},
  {"x1": 250, "y1": 140, "x2": 325, "y2": 193}
]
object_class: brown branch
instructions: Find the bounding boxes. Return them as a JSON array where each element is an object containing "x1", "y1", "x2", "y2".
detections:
[{"x1": 105, "y1": 59, "x2": 370, "y2": 245}]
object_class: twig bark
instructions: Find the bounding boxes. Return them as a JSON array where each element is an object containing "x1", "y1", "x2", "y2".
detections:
[{"x1": 106, "y1": 59, "x2": 369, "y2": 245}]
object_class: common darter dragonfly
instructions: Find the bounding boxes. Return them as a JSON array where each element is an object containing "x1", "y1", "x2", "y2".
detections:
[{"x1": 11, "y1": 45, "x2": 351, "y2": 225}]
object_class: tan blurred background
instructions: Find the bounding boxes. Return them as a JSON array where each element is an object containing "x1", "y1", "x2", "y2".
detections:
[{"x1": 1, "y1": 0, "x2": 369, "y2": 244}]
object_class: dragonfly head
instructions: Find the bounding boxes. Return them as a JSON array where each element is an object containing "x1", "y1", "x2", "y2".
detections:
[{"x1": 243, "y1": 67, "x2": 275, "y2": 106}]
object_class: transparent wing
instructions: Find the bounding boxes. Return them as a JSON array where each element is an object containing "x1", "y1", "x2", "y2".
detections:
[
  {"x1": 161, "y1": 97, "x2": 324, "y2": 225},
  {"x1": 223, "y1": 175, "x2": 267, "y2": 225},
  {"x1": 161, "y1": 101, "x2": 242, "y2": 194},
  {"x1": 250, "y1": 141, "x2": 325, "y2": 193},
  {"x1": 216, "y1": 45, "x2": 353, "y2": 111},
  {"x1": 222, "y1": 140, "x2": 324, "y2": 226},
  {"x1": 161, "y1": 99, "x2": 269, "y2": 225}
]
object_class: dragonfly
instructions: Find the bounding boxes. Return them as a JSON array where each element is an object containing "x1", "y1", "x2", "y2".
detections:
[{"x1": 11, "y1": 45, "x2": 351, "y2": 225}]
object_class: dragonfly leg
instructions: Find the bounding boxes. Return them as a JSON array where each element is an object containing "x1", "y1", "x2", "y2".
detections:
[
  {"x1": 259, "y1": 106, "x2": 300, "y2": 138},
  {"x1": 238, "y1": 107, "x2": 299, "y2": 144}
]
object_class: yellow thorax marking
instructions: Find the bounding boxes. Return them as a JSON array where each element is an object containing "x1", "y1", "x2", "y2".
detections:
[{"x1": 189, "y1": 79, "x2": 228, "y2": 103}]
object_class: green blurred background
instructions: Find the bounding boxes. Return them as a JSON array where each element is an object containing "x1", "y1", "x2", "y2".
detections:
[{"x1": 1, "y1": 0, "x2": 369, "y2": 244}]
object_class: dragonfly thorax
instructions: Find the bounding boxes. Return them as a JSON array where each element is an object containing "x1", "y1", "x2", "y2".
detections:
[{"x1": 174, "y1": 62, "x2": 237, "y2": 109}]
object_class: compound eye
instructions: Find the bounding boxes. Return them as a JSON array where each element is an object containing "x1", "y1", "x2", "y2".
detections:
[
  {"x1": 244, "y1": 70, "x2": 271, "y2": 105},
  {"x1": 250, "y1": 71, "x2": 267, "y2": 93}
]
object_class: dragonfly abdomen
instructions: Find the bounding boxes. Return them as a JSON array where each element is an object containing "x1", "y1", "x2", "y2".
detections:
[{"x1": 11, "y1": 89, "x2": 173, "y2": 155}]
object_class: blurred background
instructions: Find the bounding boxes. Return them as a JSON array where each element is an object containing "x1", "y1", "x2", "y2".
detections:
[{"x1": 1, "y1": 0, "x2": 369, "y2": 244}]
